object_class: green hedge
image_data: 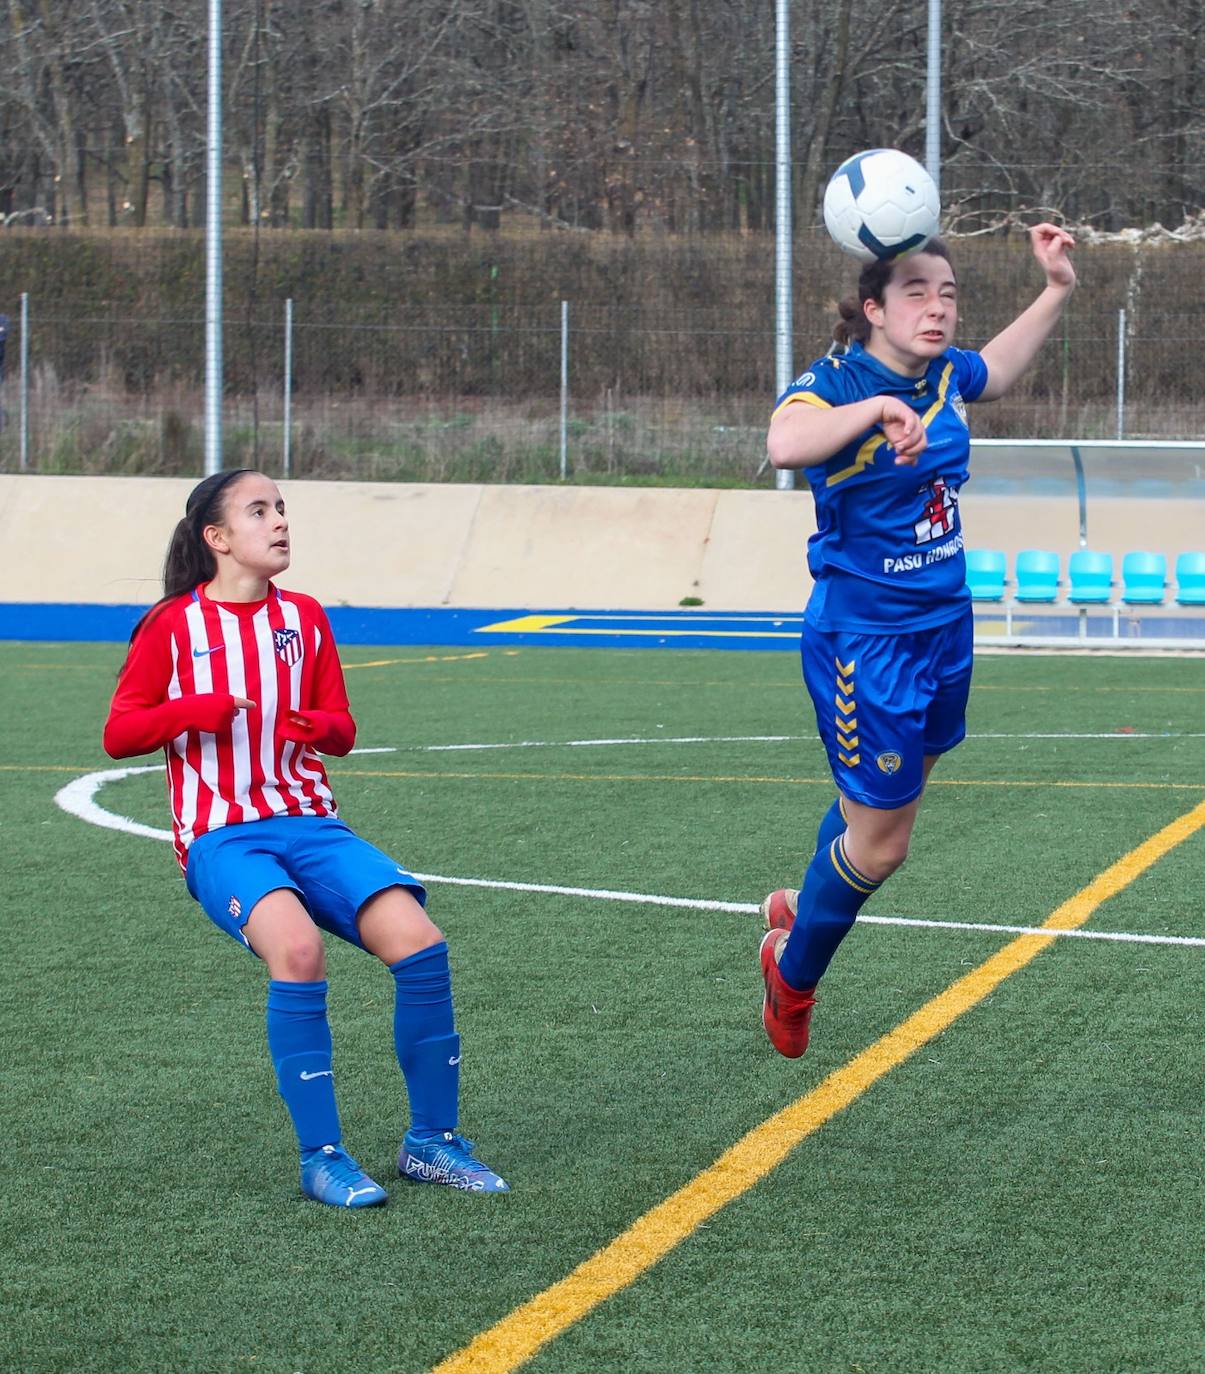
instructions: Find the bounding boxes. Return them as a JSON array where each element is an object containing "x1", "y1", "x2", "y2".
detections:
[{"x1": 0, "y1": 227, "x2": 1198, "y2": 405}]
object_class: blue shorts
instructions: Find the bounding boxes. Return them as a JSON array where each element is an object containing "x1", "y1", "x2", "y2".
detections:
[
  {"x1": 185, "y1": 815, "x2": 426, "y2": 953},
  {"x1": 801, "y1": 609, "x2": 973, "y2": 810}
]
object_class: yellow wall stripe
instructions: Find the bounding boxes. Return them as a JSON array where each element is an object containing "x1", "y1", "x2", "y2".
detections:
[{"x1": 428, "y1": 798, "x2": 1205, "y2": 1374}]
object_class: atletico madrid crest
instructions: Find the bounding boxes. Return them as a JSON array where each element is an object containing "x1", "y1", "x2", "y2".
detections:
[{"x1": 273, "y1": 627, "x2": 302, "y2": 665}]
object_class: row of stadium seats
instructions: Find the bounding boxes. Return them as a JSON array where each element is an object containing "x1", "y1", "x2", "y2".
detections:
[{"x1": 965, "y1": 550, "x2": 1205, "y2": 607}]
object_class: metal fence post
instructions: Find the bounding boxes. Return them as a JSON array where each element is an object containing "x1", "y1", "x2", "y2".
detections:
[
  {"x1": 559, "y1": 300, "x2": 569, "y2": 480},
  {"x1": 1116, "y1": 307, "x2": 1126, "y2": 440},
  {"x1": 283, "y1": 298, "x2": 293, "y2": 478},
  {"x1": 19, "y1": 292, "x2": 29, "y2": 472},
  {"x1": 773, "y1": 0, "x2": 794, "y2": 491}
]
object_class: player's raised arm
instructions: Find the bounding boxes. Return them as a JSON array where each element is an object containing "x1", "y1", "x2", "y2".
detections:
[
  {"x1": 977, "y1": 224, "x2": 1076, "y2": 402},
  {"x1": 768, "y1": 394, "x2": 927, "y2": 469}
]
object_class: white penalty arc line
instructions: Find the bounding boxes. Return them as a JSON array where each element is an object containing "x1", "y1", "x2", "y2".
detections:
[
  {"x1": 53, "y1": 765, "x2": 1205, "y2": 950},
  {"x1": 408, "y1": 874, "x2": 1205, "y2": 948},
  {"x1": 334, "y1": 731, "x2": 1205, "y2": 755}
]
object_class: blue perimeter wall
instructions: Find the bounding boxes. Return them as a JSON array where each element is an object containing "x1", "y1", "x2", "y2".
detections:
[{"x1": 0, "y1": 603, "x2": 806, "y2": 653}]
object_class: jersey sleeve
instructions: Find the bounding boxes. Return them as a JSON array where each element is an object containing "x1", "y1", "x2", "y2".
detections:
[
  {"x1": 103, "y1": 608, "x2": 238, "y2": 758},
  {"x1": 948, "y1": 347, "x2": 989, "y2": 403},
  {"x1": 771, "y1": 354, "x2": 851, "y2": 420},
  {"x1": 278, "y1": 599, "x2": 356, "y2": 756}
]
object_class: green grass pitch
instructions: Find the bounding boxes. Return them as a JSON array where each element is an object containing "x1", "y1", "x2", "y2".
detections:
[{"x1": 1, "y1": 641, "x2": 1202, "y2": 1373}]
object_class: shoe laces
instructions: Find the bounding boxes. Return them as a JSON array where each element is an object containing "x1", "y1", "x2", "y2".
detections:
[
  {"x1": 311, "y1": 1144, "x2": 368, "y2": 1189},
  {"x1": 417, "y1": 1131, "x2": 486, "y2": 1170}
]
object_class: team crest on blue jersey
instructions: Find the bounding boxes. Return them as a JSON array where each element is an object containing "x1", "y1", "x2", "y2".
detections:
[
  {"x1": 951, "y1": 392, "x2": 968, "y2": 425},
  {"x1": 914, "y1": 478, "x2": 958, "y2": 544},
  {"x1": 273, "y1": 627, "x2": 303, "y2": 665},
  {"x1": 876, "y1": 752, "x2": 903, "y2": 775}
]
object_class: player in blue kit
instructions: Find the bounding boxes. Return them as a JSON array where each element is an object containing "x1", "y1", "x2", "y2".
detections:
[{"x1": 759, "y1": 224, "x2": 1076, "y2": 1056}]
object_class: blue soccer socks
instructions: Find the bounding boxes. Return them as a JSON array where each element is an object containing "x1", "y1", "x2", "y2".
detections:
[
  {"x1": 398, "y1": 1131, "x2": 509, "y2": 1193},
  {"x1": 301, "y1": 1144, "x2": 387, "y2": 1208},
  {"x1": 776, "y1": 836, "x2": 882, "y2": 991},
  {"x1": 389, "y1": 942, "x2": 459, "y2": 1135},
  {"x1": 815, "y1": 796, "x2": 849, "y2": 851},
  {"x1": 266, "y1": 979, "x2": 341, "y2": 1152}
]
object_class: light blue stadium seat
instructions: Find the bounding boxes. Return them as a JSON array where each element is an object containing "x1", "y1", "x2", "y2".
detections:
[
  {"x1": 1121, "y1": 551, "x2": 1167, "y2": 605},
  {"x1": 1067, "y1": 550, "x2": 1114, "y2": 604},
  {"x1": 1174, "y1": 552, "x2": 1205, "y2": 605},
  {"x1": 1013, "y1": 549, "x2": 1060, "y2": 603},
  {"x1": 965, "y1": 548, "x2": 1006, "y2": 601}
]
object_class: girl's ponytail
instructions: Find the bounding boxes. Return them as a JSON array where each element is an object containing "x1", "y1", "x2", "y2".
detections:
[{"x1": 127, "y1": 469, "x2": 253, "y2": 644}]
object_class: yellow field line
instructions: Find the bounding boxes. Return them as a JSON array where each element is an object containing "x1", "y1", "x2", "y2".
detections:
[
  {"x1": 429, "y1": 798, "x2": 1205, "y2": 1374},
  {"x1": 4, "y1": 762, "x2": 1201, "y2": 795},
  {"x1": 344, "y1": 651, "x2": 494, "y2": 670},
  {"x1": 0, "y1": 763, "x2": 102, "y2": 773}
]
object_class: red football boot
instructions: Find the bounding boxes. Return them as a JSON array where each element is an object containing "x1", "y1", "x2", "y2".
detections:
[
  {"x1": 759, "y1": 928, "x2": 817, "y2": 1058},
  {"x1": 760, "y1": 887, "x2": 798, "y2": 934}
]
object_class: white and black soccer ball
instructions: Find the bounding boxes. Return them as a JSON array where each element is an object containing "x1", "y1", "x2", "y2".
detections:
[{"x1": 822, "y1": 149, "x2": 941, "y2": 263}]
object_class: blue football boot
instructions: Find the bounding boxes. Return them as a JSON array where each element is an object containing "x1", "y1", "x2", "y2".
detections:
[
  {"x1": 301, "y1": 1144, "x2": 388, "y2": 1208},
  {"x1": 398, "y1": 1131, "x2": 509, "y2": 1193}
]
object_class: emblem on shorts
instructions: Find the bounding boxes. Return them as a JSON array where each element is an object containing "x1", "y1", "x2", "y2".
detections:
[
  {"x1": 228, "y1": 895, "x2": 242, "y2": 919},
  {"x1": 876, "y1": 751, "x2": 903, "y2": 775}
]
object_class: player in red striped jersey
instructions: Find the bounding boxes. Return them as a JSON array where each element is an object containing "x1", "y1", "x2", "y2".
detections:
[{"x1": 105, "y1": 469, "x2": 508, "y2": 1207}]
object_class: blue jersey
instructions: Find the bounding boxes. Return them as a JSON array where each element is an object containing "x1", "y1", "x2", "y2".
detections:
[{"x1": 773, "y1": 342, "x2": 989, "y2": 632}]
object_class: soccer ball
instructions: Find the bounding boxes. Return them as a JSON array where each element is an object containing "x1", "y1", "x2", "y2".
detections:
[{"x1": 822, "y1": 149, "x2": 941, "y2": 263}]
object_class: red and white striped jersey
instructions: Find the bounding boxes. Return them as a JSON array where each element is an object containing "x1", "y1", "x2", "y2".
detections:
[{"x1": 104, "y1": 583, "x2": 356, "y2": 870}]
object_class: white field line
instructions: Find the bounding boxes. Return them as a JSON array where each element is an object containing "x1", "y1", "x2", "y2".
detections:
[
  {"x1": 398, "y1": 731, "x2": 1204, "y2": 753},
  {"x1": 408, "y1": 874, "x2": 1205, "y2": 948},
  {"x1": 53, "y1": 763, "x2": 1205, "y2": 950}
]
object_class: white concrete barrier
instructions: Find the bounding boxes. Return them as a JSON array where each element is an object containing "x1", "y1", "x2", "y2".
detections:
[{"x1": 0, "y1": 473, "x2": 1200, "y2": 613}]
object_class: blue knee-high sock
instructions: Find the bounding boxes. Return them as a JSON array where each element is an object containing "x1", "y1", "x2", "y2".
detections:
[
  {"x1": 390, "y1": 941, "x2": 459, "y2": 1138},
  {"x1": 815, "y1": 796, "x2": 848, "y2": 851},
  {"x1": 777, "y1": 837, "x2": 882, "y2": 991},
  {"x1": 266, "y1": 979, "x2": 341, "y2": 1154}
]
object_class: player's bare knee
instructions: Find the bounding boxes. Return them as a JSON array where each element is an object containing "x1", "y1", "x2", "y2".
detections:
[
  {"x1": 273, "y1": 934, "x2": 326, "y2": 982},
  {"x1": 862, "y1": 835, "x2": 910, "y2": 881},
  {"x1": 413, "y1": 917, "x2": 445, "y2": 949}
]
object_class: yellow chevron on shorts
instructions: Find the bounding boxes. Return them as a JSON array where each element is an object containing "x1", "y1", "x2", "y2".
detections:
[
  {"x1": 835, "y1": 697, "x2": 856, "y2": 716},
  {"x1": 836, "y1": 734, "x2": 859, "y2": 751},
  {"x1": 837, "y1": 751, "x2": 861, "y2": 767},
  {"x1": 836, "y1": 658, "x2": 855, "y2": 676},
  {"x1": 836, "y1": 676, "x2": 854, "y2": 695}
]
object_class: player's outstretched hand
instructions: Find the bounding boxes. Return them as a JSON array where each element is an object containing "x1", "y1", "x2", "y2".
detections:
[
  {"x1": 881, "y1": 395, "x2": 927, "y2": 465},
  {"x1": 1029, "y1": 223, "x2": 1076, "y2": 289}
]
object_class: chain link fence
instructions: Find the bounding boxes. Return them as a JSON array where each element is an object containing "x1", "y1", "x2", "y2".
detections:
[{"x1": 0, "y1": 298, "x2": 1200, "y2": 485}]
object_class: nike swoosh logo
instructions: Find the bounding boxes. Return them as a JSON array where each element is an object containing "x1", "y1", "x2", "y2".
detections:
[
  {"x1": 193, "y1": 645, "x2": 224, "y2": 658},
  {"x1": 299, "y1": 1069, "x2": 333, "y2": 1081},
  {"x1": 448, "y1": 1055, "x2": 462, "y2": 1066}
]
